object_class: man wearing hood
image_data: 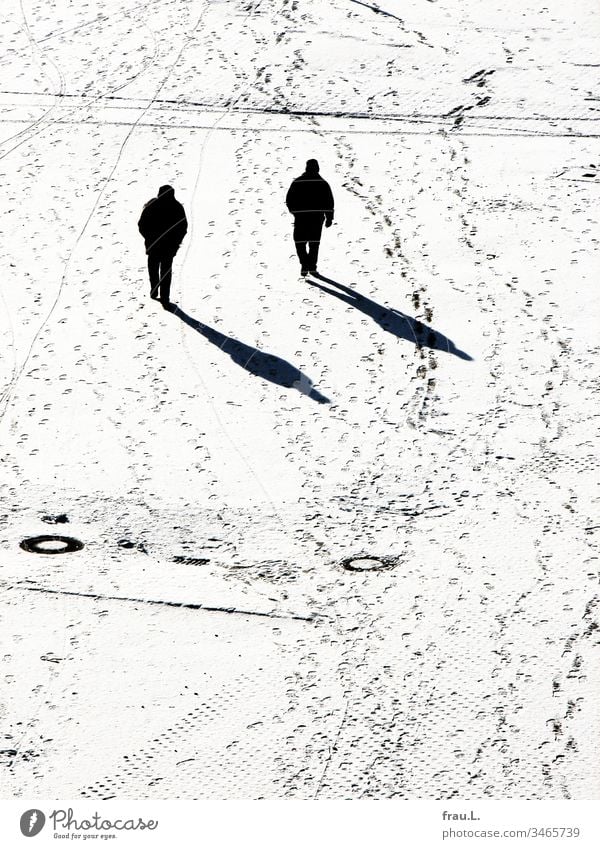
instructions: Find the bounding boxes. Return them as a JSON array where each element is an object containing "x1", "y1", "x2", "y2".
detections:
[
  {"x1": 138, "y1": 185, "x2": 188, "y2": 309},
  {"x1": 285, "y1": 159, "x2": 334, "y2": 277}
]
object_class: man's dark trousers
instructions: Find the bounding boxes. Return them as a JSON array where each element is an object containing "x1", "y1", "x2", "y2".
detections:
[
  {"x1": 148, "y1": 250, "x2": 175, "y2": 304},
  {"x1": 293, "y1": 212, "x2": 325, "y2": 271}
]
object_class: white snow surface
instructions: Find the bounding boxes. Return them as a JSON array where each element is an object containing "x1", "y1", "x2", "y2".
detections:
[{"x1": 0, "y1": 0, "x2": 599, "y2": 799}]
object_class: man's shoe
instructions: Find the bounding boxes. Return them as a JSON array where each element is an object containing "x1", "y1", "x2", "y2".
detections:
[
  {"x1": 161, "y1": 301, "x2": 176, "y2": 312},
  {"x1": 300, "y1": 267, "x2": 308, "y2": 277},
  {"x1": 150, "y1": 293, "x2": 159, "y2": 300}
]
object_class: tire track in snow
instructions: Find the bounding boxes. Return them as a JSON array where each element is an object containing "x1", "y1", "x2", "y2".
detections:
[
  {"x1": 0, "y1": 0, "x2": 169, "y2": 67},
  {"x1": 0, "y1": 0, "x2": 66, "y2": 157},
  {"x1": 0, "y1": 11, "x2": 159, "y2": 163},
  {"x1": 0, "y1": 10, "x2": 161, "y2": 417},
  {"x1": 0, "y1": 0, "x2": 67, "y2": 412},
  {"x1": 0, "y1": 4, "x2": 213, "y2": 779},
  {"x1": 0, "y1": 12, "x2": 163, "y2": 423}
]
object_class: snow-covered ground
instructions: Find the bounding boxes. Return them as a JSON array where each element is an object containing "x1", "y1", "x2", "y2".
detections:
[{"x1": 0, "y1": 0, "x2": 598, "y2": 799}]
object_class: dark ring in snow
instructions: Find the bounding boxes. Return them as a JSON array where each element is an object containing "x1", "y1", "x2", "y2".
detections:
[
  {"x1": 341, "y1": 555, "x2": 395, "y2": 572},
  {"x1": 20, "y1": 535, "x2": 84, "y2": 555}
]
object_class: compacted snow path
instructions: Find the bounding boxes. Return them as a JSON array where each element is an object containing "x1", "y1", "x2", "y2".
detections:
[{"x1": 0, "y1": 0, "x2": 598, "y2": 798}]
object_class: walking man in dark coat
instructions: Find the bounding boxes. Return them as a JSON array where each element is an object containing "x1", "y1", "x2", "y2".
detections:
[
  {"x1": 138, "y1": 185, "x2": 188, "y2": 309},
  {"x1": 285, "y1": 159, "x2": 334, "y2": 277}
]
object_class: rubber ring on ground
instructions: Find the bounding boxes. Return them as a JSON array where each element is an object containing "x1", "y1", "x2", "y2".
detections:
[{"x1": 20, "y1": 535, "x2": 84, "y2": 555}]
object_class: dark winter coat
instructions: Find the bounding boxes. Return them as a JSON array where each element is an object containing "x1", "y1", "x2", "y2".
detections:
[
  {"x1": 138, "y1": 188, "x2": 188, "y2": 255},
  {"x1": 285, "y1": 172, "x2": 334, "y2": 223}
]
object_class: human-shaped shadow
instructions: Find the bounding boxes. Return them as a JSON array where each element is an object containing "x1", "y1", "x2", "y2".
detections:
[
  {"x1": 309, "y1": 274, "x2": 473, "y2": 360},
  {"x1": 174, "y1": 308, "x2": 330, "y2": 404}
]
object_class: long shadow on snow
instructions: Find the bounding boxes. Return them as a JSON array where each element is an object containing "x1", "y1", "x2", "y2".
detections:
[
  {"x1": 173, "y1": 307, "x2": 330, "y2": 404},
  {"x1": 309, "y1": 274, "x2": 473, "y2": 361}
]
